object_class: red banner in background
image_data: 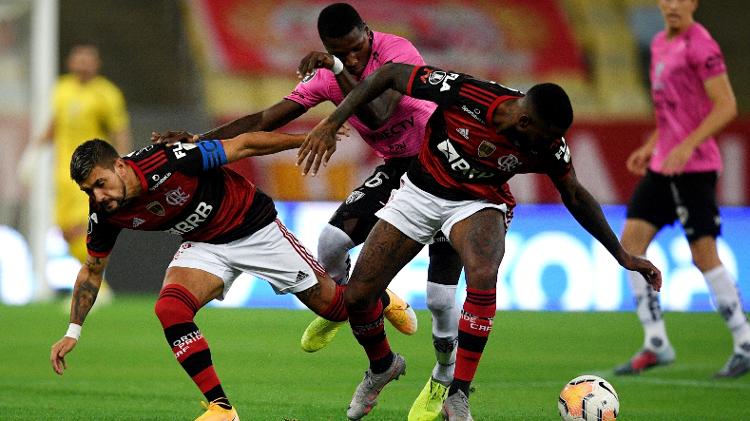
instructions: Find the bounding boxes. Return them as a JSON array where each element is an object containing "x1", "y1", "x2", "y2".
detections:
[
  {"x1": 193, "y1": 0, "x2": 585, "y2": 81},
  {"x1": 232, "y1": 118, "x2": 750, "y2": 205}
]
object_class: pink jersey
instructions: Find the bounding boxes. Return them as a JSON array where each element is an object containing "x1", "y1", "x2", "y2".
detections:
[
  {"x1": 285, "y1": 31, "x2": 436, "y2": 159},
  {"x1": 649, "y1": 23, "x2": 726, "y2": 173}
]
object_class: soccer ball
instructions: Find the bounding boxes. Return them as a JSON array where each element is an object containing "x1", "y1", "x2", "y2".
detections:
[{"x1": 558, "y1": 374, "x2": 619, "y2": 421}]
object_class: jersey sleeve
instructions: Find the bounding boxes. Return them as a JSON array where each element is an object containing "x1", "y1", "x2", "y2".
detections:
[
  {"x1": 86, "y1": 207, "x2": 122, "y2": 258},
  {"x1": 405, "y1": 65, "x2": 467, "y2": 108},
  {"x1": 543, "y1": 137, "x2": 573, "y2": 177},
  {"x1": 126, "y1": 141, "x2": 228, "y2": 190},
  {"x1": 688, "y1": 31, "x2": 726, "y2": 81},
  {"x1": 285, "y1": 69, "x2": 331, "y2": 109}
]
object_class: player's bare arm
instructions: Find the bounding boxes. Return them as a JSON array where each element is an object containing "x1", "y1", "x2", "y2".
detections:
[
  {"x1": 298, "y1": 62, "x2": 414, "y2": 175},
  {"x1": 151, "y1": 100, "x2": 305, "y2": 145},
  {"x1": 626, "y1": 130, "x2": 658, "y2": 176},
  {"x1": 50, "y1": 254, "x2": 108, "y2": 375},
  {"x1": 551, "y1": 168, "x2": 662, "y2": 291},
  {"x1": 661, "y1": 73, "x2": 737, "y2": 175},
  {"x1": 221, "y1": 132, "x2": 307, "y2": 162},
  {"x1": 297, "y1": 51, "x2": 402, "y2": 130}
]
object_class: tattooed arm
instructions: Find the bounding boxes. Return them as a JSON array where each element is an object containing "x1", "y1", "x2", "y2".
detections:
[{"x1": 50, "y1": 255, "x2": 108, "y2": 375}]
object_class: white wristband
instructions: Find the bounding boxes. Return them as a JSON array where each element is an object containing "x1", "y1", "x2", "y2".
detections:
[
  {"x1": 65, "y1": 323, "x2": 82, "y2": 341},
  {"x1": 331, "y1": 56, "x2": 344, "y2": 75}
]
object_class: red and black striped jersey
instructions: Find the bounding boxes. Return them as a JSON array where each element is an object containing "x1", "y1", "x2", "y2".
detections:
[
  {"x1": 404, "y1": 65, "x2": 572, "y2": 208},
  {"x1": 86, "y1": 141, "x2": 276, "y2": 257}
]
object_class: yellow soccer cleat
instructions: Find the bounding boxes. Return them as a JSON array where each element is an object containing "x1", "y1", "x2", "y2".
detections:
[
  {"x1": 300, "y1": 316, "x2": 347, "y2": 353},
  {"x1": 195, "y1": 400, "x2": 239, "y2": 421},
  {"x1": 408, "y1": 377, "x2": 450, "y2": 421},
  {"x1": 384, "y1": 289, "x2": 418, "y2": 335}
]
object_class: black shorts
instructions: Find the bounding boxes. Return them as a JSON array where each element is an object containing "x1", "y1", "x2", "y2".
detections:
[
  {"x1": 328, "y1": 156, "x2": 450, "y2": 249},
  {"x1": 626, "y1": 170, "x2": 721, "y2": 242}
]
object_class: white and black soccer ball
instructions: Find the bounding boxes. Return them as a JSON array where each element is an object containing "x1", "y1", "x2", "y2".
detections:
[{"x1": 558, "y1": 374, "x2": 619, "y2": 421}]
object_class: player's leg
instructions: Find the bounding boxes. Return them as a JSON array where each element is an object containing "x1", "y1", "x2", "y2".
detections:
[
  {"x1": 679, "y1": 172, "x2": 750, "y2": 378},
  {"x1": 441, "y1": 208, "x2": 506, "y2": 421},
  {"x1": 615, "y1": 171, "x2": 675, "y2": 375},
  {"x1": 345, "y1": 219, "x2": 424, "y2": 420},
  {"x1": 157, "y1": 260, "x2": 239, "y2": 421},
  {"x1": 303, "y1": 162, "x2": 416, "y2": 351},
  {"x1": 409, "y1": 233, "x2": 462, "y2": 421}
]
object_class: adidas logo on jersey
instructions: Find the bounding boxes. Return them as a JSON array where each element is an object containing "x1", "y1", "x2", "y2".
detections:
[
  {"x1": 132, "y1": 217, "x2": 146, "y2": 228},
  {"x1": 456, "y1": 127, "x2": 469, "y2": 139}
]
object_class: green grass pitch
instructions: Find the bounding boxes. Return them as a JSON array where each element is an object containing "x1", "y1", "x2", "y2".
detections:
[{"x1": 3, "y1": 296, "x2": 748, "y2": 420}]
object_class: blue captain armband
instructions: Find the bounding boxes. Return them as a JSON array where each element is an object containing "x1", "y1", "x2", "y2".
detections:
[{"x1": 197, "y1": 139, "x2": 228, "y2": 170}]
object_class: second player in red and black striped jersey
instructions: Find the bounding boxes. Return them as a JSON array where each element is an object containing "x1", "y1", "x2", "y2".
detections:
[
  {"x1": 404, "y1": 65, "x2": 572, "y2": 208},
  {"x1": 86, "y1": 140, "x2": 276, "y2": 257}
]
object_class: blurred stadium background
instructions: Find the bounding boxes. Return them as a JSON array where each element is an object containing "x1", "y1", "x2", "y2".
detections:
[
  {"x1": 3, "y1": 1, "x2": 750, "y2": 419},
  {"x1": 1, "y1": 0, "x2": 749, "y2": 311}
]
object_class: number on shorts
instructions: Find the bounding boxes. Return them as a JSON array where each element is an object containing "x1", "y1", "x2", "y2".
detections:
[{"x1": 364, "y1": 171, "x2": 390, "y2": 188}]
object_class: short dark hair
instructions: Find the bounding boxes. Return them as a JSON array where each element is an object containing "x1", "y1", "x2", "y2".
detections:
[
  {"x1": 70, "y1": 139, "x2": 120, "y2": 183},
  {"x1": 526, "y1": 83, "x2": 573, "y2": 133},
  {"x1": 317, "y1": 3, "x2": 365, "y2": 39}
]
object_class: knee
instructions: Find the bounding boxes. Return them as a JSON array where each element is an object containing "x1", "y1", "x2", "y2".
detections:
[
  {"x1": 463, "y1": 266, "x2": 499, "y2": 290},
  {"x1": 426, "y1": 285, "x2": 456, "y2": 313},
  {"x1": 317, "y1": 224, "x2": 355, "y2": 264}
]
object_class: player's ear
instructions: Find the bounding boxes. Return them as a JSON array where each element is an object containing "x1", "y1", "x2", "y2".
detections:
[{"x1": 518, "y1": 114, "x2": 531, "y2": 130}]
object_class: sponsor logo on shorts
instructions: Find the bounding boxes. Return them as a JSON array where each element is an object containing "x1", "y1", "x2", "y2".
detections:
[
  {"x1": 346, "y1": 191, "x2": 365, "y2": 204},
  {"x1": 165, "y1": 187, "x2": 190, "y2": 206}
]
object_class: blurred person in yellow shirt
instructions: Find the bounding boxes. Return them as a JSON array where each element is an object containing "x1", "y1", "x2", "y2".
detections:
[{"x1": 25, "y1": 43, "x2": 131, "y2": 297}]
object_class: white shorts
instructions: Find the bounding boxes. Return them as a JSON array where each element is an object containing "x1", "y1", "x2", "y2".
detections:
[
  {"x1": 375, "y1": 175, "x2": 510, "y2": 245},
  {"x1": 168, "y1": 219, "x2": 325, "y2": 300}
]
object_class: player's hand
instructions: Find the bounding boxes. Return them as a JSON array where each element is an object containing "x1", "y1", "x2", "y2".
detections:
[
  {"x1": 297, "y1": 117, "x2": 340, "y2": 176},
  {"x1": 297, "y1": 51, "x2": 335, "y2": 80},
  {"x1": 150, "y1": 130, "x2": 199, "y2": 146},
  {"x1": 622, "y1": 255, "x2": 662, "y2": 292},
  {"x1": 625, "y1": 146, "x2": 653, "y2": 176},
  {"x1": 660, "y1": 142, "x2": 694, "y2": 176},
  {"x1": 50, "y1": 336, "x2": 78, "y2": 375}
]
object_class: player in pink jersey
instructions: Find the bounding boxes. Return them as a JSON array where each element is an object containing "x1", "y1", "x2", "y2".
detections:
[
  {"x1": 49, "y1": 132, "x2": 414, "y2": 421},
  {"x1": 154, "y1": 4, "x2": 464, "y2": 418},
  {"x1": 615, "y1": 0, "x2": 749, "y2": 378},
  {"x1": 300, "y1": 62, "x2": 662, "y2": 420}
]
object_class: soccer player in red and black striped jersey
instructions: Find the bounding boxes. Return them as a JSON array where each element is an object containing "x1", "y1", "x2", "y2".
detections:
[
  {"x1": 300, "y1": 63, "x2": 664, "y2": 420},
  {"x1": 48, "y1": 132, "x2": 410, "y2": 420}
]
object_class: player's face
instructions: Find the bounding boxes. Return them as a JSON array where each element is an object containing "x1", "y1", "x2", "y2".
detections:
[
  {"x1": 322, "y1": 26, "x2": 372, "y2": 77},
  {"x1": 67, "y1": 46, "x2": 101, "y2": 81},
  {"x1": 78, "y1": 164, "x2": 127, "y2": 214},
  {"x1": 658, "y1": 0, "x2": 697, "y2": 32}
]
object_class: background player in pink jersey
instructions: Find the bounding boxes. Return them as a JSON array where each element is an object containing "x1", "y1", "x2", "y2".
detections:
[
  {"x1": 300, "y1": 62, "x2": 662, "y2": 420},
  {"x1": 48, "y1": 131, "x2": 413, "y2": 421},
  {"x1": 154, "y1": 4, "x2": 464, "y2": 418},
  {"x1": 614, "y1": 0, "x2": 750, "y2": 378}
]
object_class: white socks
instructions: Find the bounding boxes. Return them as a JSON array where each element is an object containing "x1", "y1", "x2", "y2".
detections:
[
  {"x1": 628, "y1": 267, "x2": 671, "y2": 352},
  {"x1": 426, "y1": 281, "x2": 458, "y2": 384},
  {"x1": 704, "y1": 265, "x2": 750, "y2": 355},
  {"x1": 317, "y1": 224, "x2": 355, "y2": 284}
]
